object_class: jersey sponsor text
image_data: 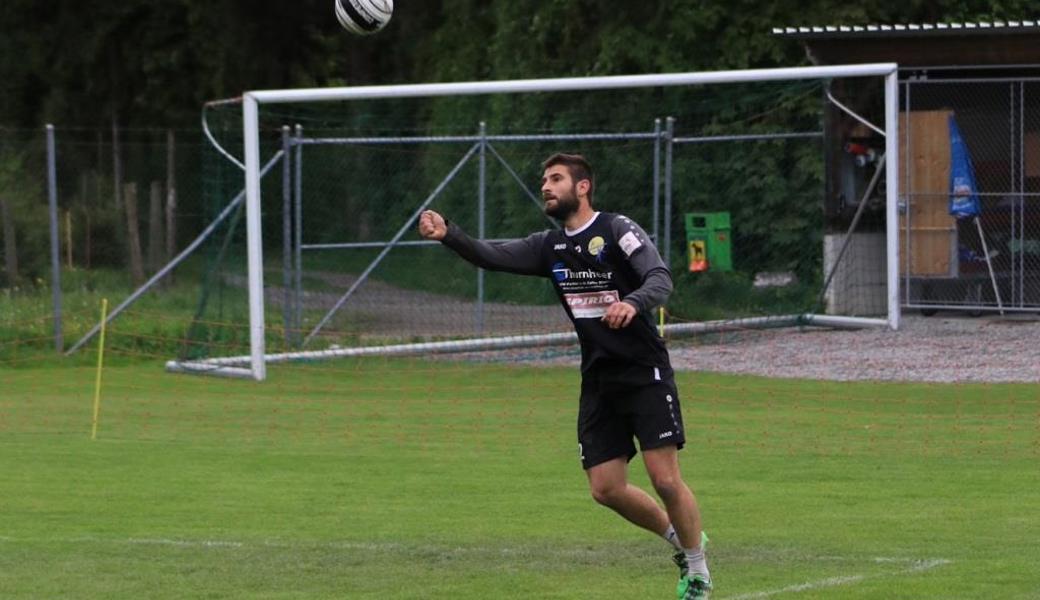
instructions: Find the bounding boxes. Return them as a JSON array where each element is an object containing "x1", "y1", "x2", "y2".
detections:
[{"x1": 565, "y1": 290, "x2": 620, "y2": 318}]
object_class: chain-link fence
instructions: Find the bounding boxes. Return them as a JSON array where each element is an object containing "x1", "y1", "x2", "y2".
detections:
[
  {"x1": 5, "y1": 78, "x2": 882, "y2": 357},
  {"x1": 206, "y1": 80, "x2": 837, "y2": 355},
  {"x1": 0, "y1": 126, "x2": 209, "y2": 282},
  {"x1": 902, "y1": 74, "x2": 1040, "y2": 314},
  {"x1": 0, "y1": 125, "x2": 214, "y2": 353}
]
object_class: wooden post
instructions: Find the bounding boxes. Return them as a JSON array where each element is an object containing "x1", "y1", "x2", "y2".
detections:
[
  {"x1": 148, "y1": 180, "x2": 163, "y2": 273},
  {"x1": 124, "y1": 183, "x2": 145, "y2": 285},
  {"x1": 111, "y1": 117, "x2": 123, "y2": 210},
  {"x1": 0, "y1": 194, "x2": 17, "y2": 284},
  {"x1": 93, "y1": 131, "x2": 102, "y2": 271},
  {"x1": 165, "y1": 129, "x2": 177, "y2": 285},
  {"x1": 78, "y1": 172, "x2": 87, "y2": 269},
  {"x1": 65, "y1": 209, "x2": 73, "y2": 269},
  {"x1": 85, "y1": 207, "x2": 91, "y2": 270}
]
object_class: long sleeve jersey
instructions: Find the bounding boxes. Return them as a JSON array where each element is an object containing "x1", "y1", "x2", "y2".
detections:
[{"x1": 441, "y1": 211, "x2": 673, "y2": 373}]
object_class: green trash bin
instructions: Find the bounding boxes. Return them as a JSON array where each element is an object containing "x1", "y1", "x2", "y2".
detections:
[{"x1": 684, "y1": 212, "x2": 732, "y2": 272}]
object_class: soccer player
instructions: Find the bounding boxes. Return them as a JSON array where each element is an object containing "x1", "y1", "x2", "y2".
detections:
[{"x1": 418, "y1": 153, "x2": 712, "y2": 599}]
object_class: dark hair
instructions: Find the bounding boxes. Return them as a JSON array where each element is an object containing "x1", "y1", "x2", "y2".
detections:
[{"x1": 542, "y1": 152, "x2": 594, "y2": 202}]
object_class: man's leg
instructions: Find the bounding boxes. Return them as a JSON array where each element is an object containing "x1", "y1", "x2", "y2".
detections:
[
  {"x1": 642, "y1": 446, "x2": 702, "y2": 551},
  {"x1": 585, "y1": 456, "x2": 671, "y2": 536},
  {"x1": 643, "y1": 444, "x2": 712, "y2": 600}
]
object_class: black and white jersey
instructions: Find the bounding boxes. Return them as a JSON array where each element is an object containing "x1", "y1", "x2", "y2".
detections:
[{"x1": 441, "y1": 212, "x2": 672, "y2": 373}]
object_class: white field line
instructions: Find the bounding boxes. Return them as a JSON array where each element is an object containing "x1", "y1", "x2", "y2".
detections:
[
  {"x1": 0, "y1": 535, "x2": 953, "y2": 596},
  {"x1": 4, "y1": 536, "x2": 667, "y2": 561},
  {"x1": 724, "y1": 558, "x2": 952, "y2": 600},
  {"x1": 125, "y1": 537, "x2": 245, "y2": 548},
  {"x1": 726, "y1": 575, "x2": 866, "y2": 599}
]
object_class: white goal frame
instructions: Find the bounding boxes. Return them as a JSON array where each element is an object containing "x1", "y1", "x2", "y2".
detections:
[{"x1": 202, "y1": 63, "x2": 901, "y2": 381}]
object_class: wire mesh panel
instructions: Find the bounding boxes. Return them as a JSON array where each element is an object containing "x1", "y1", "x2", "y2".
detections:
[
  {"x1": 667, "y1": 79, "x2": 832, "y2": 323},
  {"x1": 902, "y1": 75, "x2": 1040, "y2": 314},
  {"x1": 0, "y1": 128, "x2": 50, "y2": 288}
]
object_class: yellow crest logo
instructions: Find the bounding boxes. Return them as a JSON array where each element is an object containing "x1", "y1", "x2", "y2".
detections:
[{"x1": 588, "y1": 236, "x2": 605, "y2": 257}]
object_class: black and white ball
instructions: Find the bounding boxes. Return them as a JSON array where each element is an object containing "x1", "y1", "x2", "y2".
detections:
[{"x1": 335, "y1": 0, "x2": 393, "y2": 35}]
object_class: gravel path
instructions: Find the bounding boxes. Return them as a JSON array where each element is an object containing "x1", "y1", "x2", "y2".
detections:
[
  {"x1": 667, "y1": 315, "x2": 1040, "y2": 383},
  {"x1": 235, "y1": 272, "x2": 569, "y2": 339},
  {"x1": 447, "y1": 315, "x2": 1040, "y2": 384}
]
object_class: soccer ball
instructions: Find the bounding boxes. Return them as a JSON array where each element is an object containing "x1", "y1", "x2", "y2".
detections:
[{"x1": 334, "y1": 0, "x2": 393, "y2": 35}]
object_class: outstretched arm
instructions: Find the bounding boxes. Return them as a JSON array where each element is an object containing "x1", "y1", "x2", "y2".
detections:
[{"x1": 418, "y1": 210, "x2": 546, "y2": 277}]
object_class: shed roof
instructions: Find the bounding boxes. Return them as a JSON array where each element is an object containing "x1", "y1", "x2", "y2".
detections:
[
  {"x1": 772, "y1": 20, "x2": 1040, "y2": 67},
  {"x1": 772, "y1": 20, "x2": 1040, "y2": 39}
]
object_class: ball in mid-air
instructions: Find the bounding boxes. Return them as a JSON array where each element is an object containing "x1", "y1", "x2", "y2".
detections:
[{"x1": 335, "y1": 0, "x2": 393, "y2": 35}]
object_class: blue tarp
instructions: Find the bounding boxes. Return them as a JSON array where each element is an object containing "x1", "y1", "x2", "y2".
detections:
[{"x1": 949, "y1": 116, "x2": 981, "y2": 219}]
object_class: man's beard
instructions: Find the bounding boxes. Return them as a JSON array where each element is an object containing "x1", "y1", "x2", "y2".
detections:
[{"x1": 543, "y1": 187, "x2": 580, "y2": 220}]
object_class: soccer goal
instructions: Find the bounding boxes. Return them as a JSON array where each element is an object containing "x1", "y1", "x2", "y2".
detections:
[{"x1": 168, "y1": 63, "x2": 901, "y2": 380}]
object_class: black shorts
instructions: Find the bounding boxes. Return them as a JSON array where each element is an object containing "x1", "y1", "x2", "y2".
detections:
[{"x1": 577, "y1": 363, "x2": 685, "y2": 470}]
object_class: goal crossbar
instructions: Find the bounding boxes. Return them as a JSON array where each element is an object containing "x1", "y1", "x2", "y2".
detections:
[{"x1": 237, "y1": 63, "x2": 900, "y2": 380}]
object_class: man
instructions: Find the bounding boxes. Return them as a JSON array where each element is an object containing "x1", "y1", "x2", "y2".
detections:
[{"x1": 418, "y1": 153, "x2": 712, "y2": 599}]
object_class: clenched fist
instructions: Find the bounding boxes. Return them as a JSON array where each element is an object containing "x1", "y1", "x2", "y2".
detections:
[
  {"x1": 602, "y1": 299, "x2": 637, "y2": 329},
  {"x1": 418, "y1": 210, "x2": 447, "y2": 241}
]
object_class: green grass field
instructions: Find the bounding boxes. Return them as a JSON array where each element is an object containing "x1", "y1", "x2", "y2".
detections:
[{"x1": 2, "y1": 358, "x2": 1039, "y2": 599}]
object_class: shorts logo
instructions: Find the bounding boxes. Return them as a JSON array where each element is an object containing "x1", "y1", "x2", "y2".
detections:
[
  {"x1": 658, "y1": 431, "x2": 674, "y2": 439},
  {"x1": 565, "y1": 290, "x2": 620, "y2": 318},
  {"x1": 578, "y1": 443, "x2": 585, "y2": 461}
]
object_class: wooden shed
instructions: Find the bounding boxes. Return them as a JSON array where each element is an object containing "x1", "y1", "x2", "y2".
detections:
[{"x1": 774, "y1": 21, "x2": 1040, "y2": 315}]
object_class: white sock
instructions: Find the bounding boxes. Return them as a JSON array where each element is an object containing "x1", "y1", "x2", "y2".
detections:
[
  {"x1": 684, "y1": 546, "x2": 710, "y2": 579},
  {"x1": 662, "y1": 524, "x2": 683, "y2": 551}
]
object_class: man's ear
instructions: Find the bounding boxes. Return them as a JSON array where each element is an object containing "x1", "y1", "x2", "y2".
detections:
[{"x1": 577, "y1": 179, "x2": 591, "y2": 198}]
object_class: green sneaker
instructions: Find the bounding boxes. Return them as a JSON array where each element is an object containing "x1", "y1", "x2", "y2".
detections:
[
  {"x1": 671, "y1": 550, "x2": 689, "y2": 577},
  {"x1": 673, "y1": 531, "x2": 711, "y2": 600},
  {"x1": 671, "y1": 531, "x2": 709, "y2": 577},
  {"x1": 676, "y1": 573, "x2": 713, "y2": 600}
]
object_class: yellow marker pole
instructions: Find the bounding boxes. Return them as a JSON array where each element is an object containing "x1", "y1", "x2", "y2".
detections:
[
  {"x1": 91, "y1": 298, "x2": 109, "y2": 441},
  {"x1": 658, "y1": 306, "x2": 665, "y2": 338}
]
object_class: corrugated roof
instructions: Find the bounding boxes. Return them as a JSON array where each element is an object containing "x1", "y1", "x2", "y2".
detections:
[{"x1": 772, "y1": 20, "x2": 1040, "y2": 38}]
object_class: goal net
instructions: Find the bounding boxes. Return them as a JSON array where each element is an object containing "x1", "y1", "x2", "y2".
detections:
[{"x1": 171, "y1": 65, "x2": 900, "y2": 380}]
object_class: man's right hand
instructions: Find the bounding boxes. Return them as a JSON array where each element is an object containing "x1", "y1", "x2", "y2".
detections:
[{"x1": 418, "y1": 210, "x2": 448, "y2": 241}]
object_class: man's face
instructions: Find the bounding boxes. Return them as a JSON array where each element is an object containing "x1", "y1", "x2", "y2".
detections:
[{"x1": 541, "y1": 165, "x2": 581, "y2": 220}]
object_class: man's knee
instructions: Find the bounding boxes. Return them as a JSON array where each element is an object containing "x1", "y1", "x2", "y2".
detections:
[
  {"x1": 643, "y1": 446, "x2": 685, "y2": 501},
  {"x1": 648, "y1": 471, "x2": 683, "y2": 501},
  {"x1": 589, "y1": 479, "x2": 625, "y2": 507}
]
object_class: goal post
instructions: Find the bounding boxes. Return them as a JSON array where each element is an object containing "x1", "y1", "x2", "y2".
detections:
[{"x1": 210, "y1": 63, "x2": 899, "y2": 381}]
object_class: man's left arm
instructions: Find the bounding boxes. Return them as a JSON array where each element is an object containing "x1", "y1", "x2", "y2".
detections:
[{"x1": 601, "y1": 217, "x2": 672, "y2": 329}]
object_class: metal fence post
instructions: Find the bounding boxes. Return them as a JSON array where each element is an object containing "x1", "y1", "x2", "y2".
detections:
[
  {"x1": 663, "y1": 117, "x2": 675, "y2": 269},
  {"x1": 652, "y1": 118, "x2": 661, "y2": 245},
  {"x1": 46, "y1": 124, "x2": 63, "y2": 352},
  {"x1": 281, "y1": 126, "x2": 293, "y2": 347},
  {"x1": 1009, "y1": 82, "x2": 1018, "y2": 307},
  {"x1": 1018, "y1": 81, "x2": 1025, "y2": 308},
  {"x1": 294, "y1": 124, "x2": 304, "y2": 346},
  {"x1": 477, "y1": 121, "x2": 487, "y2": 335},
  {"x1": 903, "y1": 80, "x2": 911, "y2": 306}
]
